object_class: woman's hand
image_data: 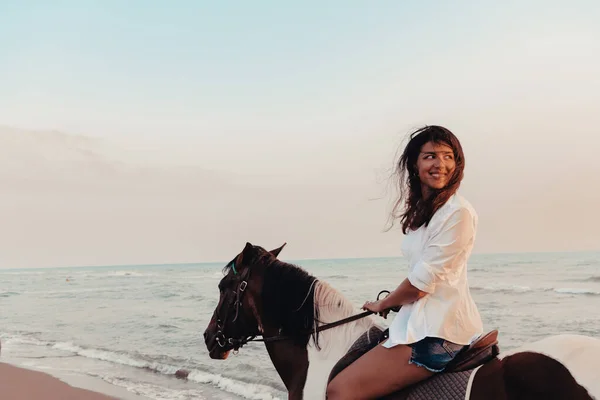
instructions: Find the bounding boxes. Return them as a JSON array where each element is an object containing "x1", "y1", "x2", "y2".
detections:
[{"x1": 362, "y1": 299, "x2": 391, "y2": 319}]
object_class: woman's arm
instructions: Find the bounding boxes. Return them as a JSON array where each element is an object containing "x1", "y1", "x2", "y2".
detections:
[
  {"x1": 363, "y1": 206, "x2": 476, "y2": 317},
  {"x1": 362, "y1": 278, "x2": 426, "y2": 317},
  {"x1": 384, "y1": 278, "x2": 428, "y2": 306}
]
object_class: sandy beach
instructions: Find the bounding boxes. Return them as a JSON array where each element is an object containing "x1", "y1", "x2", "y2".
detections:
[
  {"x1": 0, "y1": 362, "x2": 147, "y2": 400},
  {"x1": 0, "y1": 362, "x2": 115, "y2": 399}
]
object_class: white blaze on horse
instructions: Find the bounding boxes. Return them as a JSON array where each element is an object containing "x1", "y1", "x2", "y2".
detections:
[{"x1": 203, "y1": 243, "x2": 600, "y2": 400}]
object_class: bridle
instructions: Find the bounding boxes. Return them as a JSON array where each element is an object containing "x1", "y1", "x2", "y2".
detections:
[
  {"x1": 213, "y1": 261, "x2": 396, "y2": 352},
  {"x1": 214, "y1": 261, "x2": 256, "y2": 350}
]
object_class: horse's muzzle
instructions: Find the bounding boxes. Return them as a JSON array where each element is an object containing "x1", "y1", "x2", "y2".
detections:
[{"x1": 203, "y1": 326, "x2": 230, "y2": 360}]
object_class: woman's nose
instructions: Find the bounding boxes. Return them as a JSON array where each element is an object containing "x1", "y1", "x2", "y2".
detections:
[{"x1": 434, "y1": 157, "x2": 446, "y2": 169}]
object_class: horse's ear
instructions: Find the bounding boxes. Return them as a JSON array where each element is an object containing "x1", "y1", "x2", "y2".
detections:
[
  {"x1": 234, "y1": 242, "x2": 254, "y2": 265},
  {"x1": 269, "y1": 242, "x2": 287, "y2": 258}
]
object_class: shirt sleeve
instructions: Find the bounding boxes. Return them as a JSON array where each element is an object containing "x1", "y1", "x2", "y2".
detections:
[{"x1": 407, "y1": 206, "x2": 476, "y2": 293}]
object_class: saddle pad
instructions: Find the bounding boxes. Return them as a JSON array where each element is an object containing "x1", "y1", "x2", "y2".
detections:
[
  {"x1": 348, "y1": 325, "x2": 384, "y2": 352},
  {"x1": 406, "y1": 369, "x2": 473, "y2": 400},
  {"x1": 329, "y1": 327, "x2": 477, "y2": 400}
]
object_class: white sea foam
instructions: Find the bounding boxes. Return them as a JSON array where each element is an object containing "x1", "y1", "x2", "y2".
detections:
[
  {"x1": 0, "y1": 271, "x2": 48, "y2": 275},
  {"x1": 471, "y1": 284, "x2": 600, "y2": 296},
  {"x1": 49, "y1": 340, "x2": 282, "y2": 400},
  {"x1": 187, "y1": 370, "x2": 283, "y2": 400},
  {"x1": 3, "y1": 336, "x2": 50, "y2": 347},
  {"x1": 471, "y1": 284, "x2": 533, "y2": 293},
  {"x1": 51, "y1": 342, "x2": 182, "y2": 373},
  {"x1": 101, "y1": 376, "x2": 209, "y2": 400}
]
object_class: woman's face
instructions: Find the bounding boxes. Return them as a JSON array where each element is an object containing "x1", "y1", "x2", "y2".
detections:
[{"x1": 416, "y1": 141, "x2": 456, "y2": 197}]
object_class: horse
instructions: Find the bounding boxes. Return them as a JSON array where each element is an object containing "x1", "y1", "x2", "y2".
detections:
[{"x1": 203, "y1": 242, "x2": 600, "y2": 399}]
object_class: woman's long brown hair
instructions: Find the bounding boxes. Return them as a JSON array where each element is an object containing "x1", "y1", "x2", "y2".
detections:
[{"x1": 389, "y1": 125, "x2": 466, "y2": 234}]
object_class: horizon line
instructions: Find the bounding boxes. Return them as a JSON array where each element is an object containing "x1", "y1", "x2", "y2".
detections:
[{"x1": 2, "y1": 248, "x2": 598, "y2": 271}]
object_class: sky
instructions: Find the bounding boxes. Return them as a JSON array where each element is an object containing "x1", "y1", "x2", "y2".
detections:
[{"x1": 1, "y1": 1, "x2": 599, "y2": 268}]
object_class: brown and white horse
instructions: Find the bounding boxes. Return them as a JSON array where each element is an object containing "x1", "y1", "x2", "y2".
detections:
[{"x1": 203, "y1": 243, "x2": 600, "y2": 399}]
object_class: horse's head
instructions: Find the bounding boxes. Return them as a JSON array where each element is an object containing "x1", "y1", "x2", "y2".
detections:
[{"x1": 203, "y1": 241, "x2": 287, "y2": 360}]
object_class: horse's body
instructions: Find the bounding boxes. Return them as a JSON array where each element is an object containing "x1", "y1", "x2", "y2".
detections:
[
  {"x1": 496, "y1": 334, "x2": 600, "y2": 398},
  {"x1": 323, "y1": 322, "x2": 599, "y2": 399},
  {"x1": 303, "y1": 280, "x2": 599, "y2": 399},
  {"x1": 204, "y1": 243, "x2": 599, "y2": 399}
]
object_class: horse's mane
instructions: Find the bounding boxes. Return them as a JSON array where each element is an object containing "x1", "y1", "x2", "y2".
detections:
[
  {"x1": 310, "y1": 279, "x2": 376, "y2": 356},
  {"x1": 262, "y1": 259, "x2": 319, "y2": 347},
  {"x1": 262, "y1": 258, "x2": 376, "y2": 353}
]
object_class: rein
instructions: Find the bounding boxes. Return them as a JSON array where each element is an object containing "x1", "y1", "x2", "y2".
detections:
[
  {"x1": 218, "y1": 285, "x2": 396, "y2": 351},
  {"x1": 254, "y1": 309, "x2": 376, "y2": 343},
  {"x1": 221, "y1": 310, "x2": 376, "y2": 350}
]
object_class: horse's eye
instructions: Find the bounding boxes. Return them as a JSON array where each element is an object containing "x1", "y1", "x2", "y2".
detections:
[{"x1": 218, "y1": 278, "x2": 232, "y2": 292}]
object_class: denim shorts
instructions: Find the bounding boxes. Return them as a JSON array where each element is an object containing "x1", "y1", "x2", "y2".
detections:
[{"x1": 407, "y1": 336, "x2": 467, "y2": 372}]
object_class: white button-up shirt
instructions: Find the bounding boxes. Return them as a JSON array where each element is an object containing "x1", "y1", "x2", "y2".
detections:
[{"x1": 382, "y1": 193, "x2": 484, "y2": 347}]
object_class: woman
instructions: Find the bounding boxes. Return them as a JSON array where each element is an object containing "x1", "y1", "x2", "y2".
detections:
[{"x1": 326, "y1": 125, "x2": 484, "y2": 399}]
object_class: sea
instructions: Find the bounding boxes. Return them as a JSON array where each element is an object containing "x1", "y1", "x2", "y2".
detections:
[{"x1": 1, "y1": 251, "x2": 600, "y2": 400}]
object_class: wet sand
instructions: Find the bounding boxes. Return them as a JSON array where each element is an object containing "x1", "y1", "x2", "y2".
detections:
[{"x1": 0, "y1": 362, "x2": 145, "y2": 400}]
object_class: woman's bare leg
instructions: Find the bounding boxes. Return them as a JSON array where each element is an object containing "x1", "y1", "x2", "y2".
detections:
[{"x1": 326, "y1": 343, "x2": 434, "y2": 400}]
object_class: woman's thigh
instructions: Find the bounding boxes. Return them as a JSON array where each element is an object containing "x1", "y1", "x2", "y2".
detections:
[{"x1": 326, "y1": 343, "x2": 435, "y2": 400}]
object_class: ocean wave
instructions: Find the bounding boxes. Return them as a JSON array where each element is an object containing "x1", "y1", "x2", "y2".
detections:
[
  {"x1": 552, "y1": 288, "x2": 600, "y2": 296},
  {"x1": 0, "y1": 291, "x2": 19, "y2": 297},
  {"x1": 52, "y1": 342, "x2": 153, "y2": 369},
  {"x1": 583, "y1": 276, "x2": 600, "y2": 283},
  {"x1": 468, "y1": 268, "x2": 487, "y2": 272},
  {"x1": 156, "y1": 292, "x2": 180, "y2": 299},
  {"x1": 106, "y1": 271, "x2": 157, "y2": 277},
  {"x1": 0, "y1": 270, "x2": 48, "y2": 275},
  {"x1": 67, "y1": 270, "x2": 159, "y2": 279},
  {"x1": 184, "y1": 294, "x2": 207, "y2": 301},
  {"x1": 158, "y1": 324, "x2": 181, "y2": 331},
  {"x1": 575, "y1": 261, "x2": 598, "y2": 267},
  {"x1": 2, "y1": 335, "x2": 51, "y2": 347},
  {"x1": 323, "y1": 275, "x2": 349, "y2": 279},
  {"x1": 8, "y1": 335, "x2": 282, "y2": 400},
  {"x1": 471, "y1": 284, "x2": 600, "y2": 296},
  {"x1": 99, "y1": 376, "x2": 210, "y2": 400},
  {"x1": 188, "y1": 370, "x2": 282, "y2": 400},
  {"x1": 60, "y1": 343, "x2": 283, "y2": 400},
  {"x1": 471, "y1": 285, "x2": 532, "y2": 293}
]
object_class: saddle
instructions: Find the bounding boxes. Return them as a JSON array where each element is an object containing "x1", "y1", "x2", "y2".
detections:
[
  {"x1": 376, "y1": 328, "x2": 500, "y2": 372},
  {"x1": 327, "y1": 328, "x2": 500, "y2": 385},
  {"x1": 444, "y1": 329, "x2": 500, "y2": 372}
]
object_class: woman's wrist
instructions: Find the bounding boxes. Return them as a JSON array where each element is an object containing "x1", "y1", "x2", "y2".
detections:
[{"x1": 381, "y1": 295, "x2": 397, "y2": 310}]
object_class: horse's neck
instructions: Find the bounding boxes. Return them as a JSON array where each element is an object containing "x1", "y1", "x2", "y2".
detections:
[
  {"x1": 310, "y1": 280, "x2": 376, "y2": 356},
  {"x1": 303, "y1": 281, "x2": 378, "y2": 399}
]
